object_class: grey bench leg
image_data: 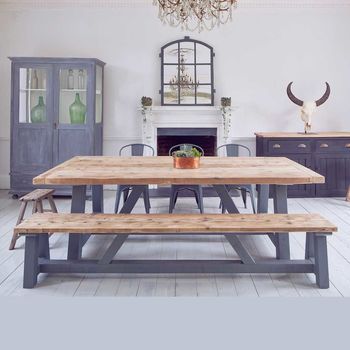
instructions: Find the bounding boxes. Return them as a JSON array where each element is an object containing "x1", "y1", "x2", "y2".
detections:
[
  {"x1": 314, "y1": 234, "x2": 329, "y2": 289},
  {"x1": 23, "y1": 235, "x2": 39, "y2": 289}
]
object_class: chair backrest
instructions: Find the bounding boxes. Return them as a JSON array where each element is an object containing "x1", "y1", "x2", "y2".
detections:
[
  {"x1": 216, "y1": 144, "x2": 251, "y2": 157},
  {"x1": 119, "y1": 143, "x2": 155, "y2": 156},
  {"x1": 168, "y1": 143, "x2": 205, "y2": 156}
]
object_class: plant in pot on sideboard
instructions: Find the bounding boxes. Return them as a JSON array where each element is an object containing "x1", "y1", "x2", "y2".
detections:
[{"x1": 172, "y1": 147, "x2": 202, "y2": 169}]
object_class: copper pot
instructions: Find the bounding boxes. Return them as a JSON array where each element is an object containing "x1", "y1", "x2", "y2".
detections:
[{"x1": 173, "y1": 156, "x2": 200, "y2": 169}]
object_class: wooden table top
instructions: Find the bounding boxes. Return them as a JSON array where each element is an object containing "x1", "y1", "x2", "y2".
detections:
[{"x1": 33, "y1": 156, "x2": 325, "y2": 186}]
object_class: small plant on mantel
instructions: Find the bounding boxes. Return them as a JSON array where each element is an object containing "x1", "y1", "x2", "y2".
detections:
[
  {"x1": 220, "y1": 97, "x2": 232, "y2": 143},
  {"x1": 172, "y1": 147, "x2": 202, "y2": 169},
  {"x1": 141, "y1": 96, "x2": 152, "y2": 122}
]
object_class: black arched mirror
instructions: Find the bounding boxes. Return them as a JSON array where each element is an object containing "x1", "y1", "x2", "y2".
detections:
[{"x1": 160, "y1": 36, "x2": 215, "y2": 106}]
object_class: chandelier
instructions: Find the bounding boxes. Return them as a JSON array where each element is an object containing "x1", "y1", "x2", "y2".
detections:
[
  {"x1": 169, "y1": 53, "x2": 199, "y2": 96},
  {"x1": 153, "y1": 0, "x2": 238, "y2": 32}
]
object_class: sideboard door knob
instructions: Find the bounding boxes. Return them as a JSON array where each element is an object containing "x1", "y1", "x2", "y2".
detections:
[
  {"x1": 320, "y1": 143, "x2": 329, "y2": 148},
  {"x1": 273, "y1": 144, "x2": 281, "y2": 149}
]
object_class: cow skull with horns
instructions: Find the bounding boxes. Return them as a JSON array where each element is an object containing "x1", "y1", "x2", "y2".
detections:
[{"x1": 287, "y1": 82, "x2": 331, "y2": 134}]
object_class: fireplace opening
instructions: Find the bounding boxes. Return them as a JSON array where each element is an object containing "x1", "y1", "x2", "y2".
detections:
[{"x1": 157, "y1": 128, "x2": 217, "y2": 156}]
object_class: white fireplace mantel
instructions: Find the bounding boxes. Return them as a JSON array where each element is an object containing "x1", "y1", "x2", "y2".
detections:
[{"x1": 140, "y1": 105, "x2": 236, "y2": 154}]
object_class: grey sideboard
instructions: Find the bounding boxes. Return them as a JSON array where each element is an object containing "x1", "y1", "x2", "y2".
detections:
[
  {"x1": 9, "y1": 57, "x2": 105, "y2": 197},
  {"x1": 256, "y1": 132, "x2": 350, "y2": 198}
]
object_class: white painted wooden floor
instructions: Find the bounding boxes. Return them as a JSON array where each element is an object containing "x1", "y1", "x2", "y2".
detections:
[{"x1": 0, "y1": 189, "x2": 349, "y2": 297}]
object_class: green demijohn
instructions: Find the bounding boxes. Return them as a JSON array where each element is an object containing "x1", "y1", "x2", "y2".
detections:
[
  {"x1": 69, "y1": 93, "x2": 86, "y2": 124},
  {"x1": 30, "y1": 96, "x2": 46, "y2": 123}
]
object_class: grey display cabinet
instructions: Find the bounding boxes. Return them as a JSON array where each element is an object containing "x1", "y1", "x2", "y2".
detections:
[
  {"x1": 9, "y1": 57, "x2": 105, "y2": 197},
  {"x1": 256, "y1": 132, "x2": 350, "y2": 198}
]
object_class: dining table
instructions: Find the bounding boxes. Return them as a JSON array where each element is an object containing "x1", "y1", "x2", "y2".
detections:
[{"x1": 33, "y1": 156, "x2": 325, "y2": 261}]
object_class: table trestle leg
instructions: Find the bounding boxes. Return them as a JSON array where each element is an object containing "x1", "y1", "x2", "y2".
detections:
[
  {"x1": 305, "y1": 233, "x2": 315, "y2": 259},
  {"x1": 119, "y1": 185, "x2": 148, "y2": 214},
  {"x1": 98, "y1": 235, "x2": 129, "y2": 265},
  {"x1": 273, "y1": 185, "x2": 290, "y2": 260},
  {"x1": 68, "y1": 185, "x2": 87, "y2": 260},
  {"x1": 225, "y1": 235, "x2": 255, "y2": 264},
  {"x1": 213, "y1": 185, "x2": 239, "y2": 214}
]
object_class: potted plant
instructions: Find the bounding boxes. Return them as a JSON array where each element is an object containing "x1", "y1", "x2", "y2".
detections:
[
  {"x1": 221, "y1": 97, "x2": 231, "y2": 107},
  {"x1": 220, "y1": 97, "x2": 232, "y2": 143},
  {"x1": 141, "y1": 96, "x2": 152, "y2": 122},
  {"x1": 172, "y1": 147, "x2": 202, "y2": 169},
  {"x1": 141, "y1": 96, "x2": 152, "y2": 107}
]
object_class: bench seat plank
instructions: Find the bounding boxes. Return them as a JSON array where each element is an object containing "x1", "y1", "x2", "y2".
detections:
[
  {"x1": 20, "y1": 189, "x2": 55, "y2": 202},
  {"x1": 15, "y1": 213, "x2": 337, "y2": 235}
]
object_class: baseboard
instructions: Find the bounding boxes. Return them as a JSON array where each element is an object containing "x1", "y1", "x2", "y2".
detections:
[{"x1": 0, "y1": 174, "x2": 10, "y2": 190}]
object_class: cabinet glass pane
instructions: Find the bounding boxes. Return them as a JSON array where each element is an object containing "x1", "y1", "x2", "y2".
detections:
[
  {"x1": 19, "y1": 68, "x2": 47, "y2": 123},
  {"x1": 96, "y1": 66, "x2": 103, "y2": 123},
  {"x1": 59, "y1": 68, "x2": 87, "y2": 124}
]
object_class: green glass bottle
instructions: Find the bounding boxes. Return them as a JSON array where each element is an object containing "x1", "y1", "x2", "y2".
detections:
[
  {"x1": 69, "y1": 93, "x2": 86, "y2": 124},
  {"x1": 30, "y1": 96, "x2": 46, "y2": 123}
]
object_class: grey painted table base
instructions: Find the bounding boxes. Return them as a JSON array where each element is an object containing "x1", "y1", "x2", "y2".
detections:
[
  {"x1": 65, "y1": 184, "x2": 291, "y2": 261},
  {"x1": 257, "y1": 184, "x2": 290, "y2": 260}
]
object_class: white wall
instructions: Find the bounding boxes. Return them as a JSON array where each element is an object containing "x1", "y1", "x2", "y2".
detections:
[{"x1": 0, "y1": 2, "x2": 350, "y2": 188}]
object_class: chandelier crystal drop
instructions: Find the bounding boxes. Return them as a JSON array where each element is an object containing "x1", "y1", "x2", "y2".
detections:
[{"x1": 153, "y1": 0, "x2": 238, "y2": 32}]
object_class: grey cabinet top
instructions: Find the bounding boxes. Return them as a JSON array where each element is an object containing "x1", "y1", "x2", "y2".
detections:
[{"x1": 9, "y1": 57, "x2": 106, "y2": 66}]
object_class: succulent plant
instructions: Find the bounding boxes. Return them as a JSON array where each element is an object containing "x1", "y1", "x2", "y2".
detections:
[
  {"x1": 141, "y1": 96, "x2": 153, "y2": 107},
  {"x1": 221, "y1": 97, "x2": 231, "y2": 107},
  {"x1": 172, "y1": 148, "x2": 202, "y2": 158}
]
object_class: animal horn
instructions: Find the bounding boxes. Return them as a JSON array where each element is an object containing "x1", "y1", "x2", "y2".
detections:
[
  {"x1": 315, "y1": 82, "x2": 331, "y2": 107},
  {"x1": 287, "y1": 82, "x2": 304, "y2": 107}
]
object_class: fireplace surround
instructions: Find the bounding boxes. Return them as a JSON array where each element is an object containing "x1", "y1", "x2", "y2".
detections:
[{"x1": 141, "y1": 106, "x2": 232, "y2": 154}]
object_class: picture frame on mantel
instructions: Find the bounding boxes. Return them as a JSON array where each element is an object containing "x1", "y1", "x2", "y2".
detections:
[{"x1": 160, "y1": 36, "x2": 215, "y2": 106}]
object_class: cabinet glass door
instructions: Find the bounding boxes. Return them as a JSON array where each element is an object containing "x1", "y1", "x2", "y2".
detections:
[
  {"x1": 14, "y1": 65, "x2": 53, "y2": 175},
  {"x1": 59, "y1": 68, "x2": 88, "y2": 125},
  {"x1": 19, "y1": 68, "x2": 48, "y2": 124},
  {"x1": 54, "y1": 65, "x2": 92, "y2": 165},
  {"x1": 96, "y1": 65, "x2": 103, "y2": 123}
]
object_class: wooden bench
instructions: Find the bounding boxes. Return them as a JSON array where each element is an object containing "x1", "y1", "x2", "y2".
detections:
[
  {"x1": 14, "y1": 213, "x2": 337, "y2": 289},
  {"x1": 9, "y1": 189, "x2": 58, "y2": 250}
]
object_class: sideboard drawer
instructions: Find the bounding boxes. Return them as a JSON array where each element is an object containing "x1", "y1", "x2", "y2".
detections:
[
  {"x1": 267, "y1": 140, "x2": 312, "y2": 154},
  {"x1": 315, "y1": 139, "x2": 350, "y2": 153}
]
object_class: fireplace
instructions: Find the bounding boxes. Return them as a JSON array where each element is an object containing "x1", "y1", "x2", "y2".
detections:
[{"x1": 157, "y1": 128, "x2": 217, "y2": 156}]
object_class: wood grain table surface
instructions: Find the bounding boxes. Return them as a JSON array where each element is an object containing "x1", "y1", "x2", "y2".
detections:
[{"x1": 33, "y1": 156, "x2": 325, "y2": 186}]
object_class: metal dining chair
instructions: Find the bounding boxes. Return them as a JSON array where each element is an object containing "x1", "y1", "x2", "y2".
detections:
[
  {"x1": 114, "y1": 143, "x2": 154, "y2": 213},
  {"x1": 216, "y1": 144, "x2": 256, "y2": 213},
  {"x1": 169, "y1": 143, "x2": 204, "y2": 214}
]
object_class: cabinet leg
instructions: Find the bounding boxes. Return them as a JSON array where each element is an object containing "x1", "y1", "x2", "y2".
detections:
[{"x1": 346, "y1": 186, "x2": 350, "y2": 202}]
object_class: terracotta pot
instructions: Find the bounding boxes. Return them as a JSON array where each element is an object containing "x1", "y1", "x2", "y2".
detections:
[{"x1": 173, "y1": 157, "x2": 200, "y2": 169}]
